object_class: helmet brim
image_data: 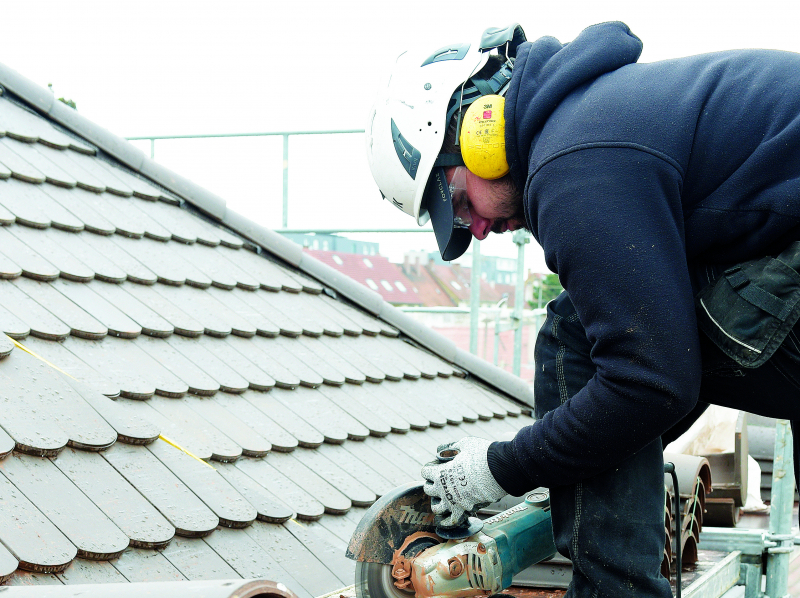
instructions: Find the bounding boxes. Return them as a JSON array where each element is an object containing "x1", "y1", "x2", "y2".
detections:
[{"x1": 425, "y1": 168, "x2": 472, "y2": 261}]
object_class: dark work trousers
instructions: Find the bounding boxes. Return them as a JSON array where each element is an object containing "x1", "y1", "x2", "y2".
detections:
[{"x1": 534, "y1": 292, "x2": 800, "y2": 598}]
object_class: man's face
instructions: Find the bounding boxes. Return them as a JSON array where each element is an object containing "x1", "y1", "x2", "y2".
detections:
[{"x1": 446, "y1": 166, "x2": 525, "y2": 240}]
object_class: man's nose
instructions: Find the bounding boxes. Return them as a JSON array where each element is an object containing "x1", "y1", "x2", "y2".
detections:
[{"x1": 469, "y1": 218, "x2": 491, "y2": 240}]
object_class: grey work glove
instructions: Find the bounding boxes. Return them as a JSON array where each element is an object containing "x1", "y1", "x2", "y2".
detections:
[{"x1": 420, "y1": 437, "x2": 507, "y2": 527}]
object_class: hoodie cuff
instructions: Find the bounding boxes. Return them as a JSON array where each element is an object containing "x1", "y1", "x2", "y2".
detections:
[{"x1": 487, "y1": 440, "x2": 534, "y2": 496}]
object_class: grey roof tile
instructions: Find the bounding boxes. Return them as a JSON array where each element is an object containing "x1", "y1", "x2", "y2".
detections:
[
  {"x1": 34, "y1": 144, "x2": 105, "y2": 192},
  {"x1": 344, "y1": 335, "x2": 405, "y2": 381},
  {"x1": 133, "y1": 199, "x2": 201, "y2": 244},
  {"x1": 9, "y1": 226, "x2": 93, "y2": 281},
  {"x1": 314, "y1": 385, "x2": 391, "y2": 437},
  {"x1": 134, "y1": 335, "x2": 219, "y2": 396},
  {"x1": 341, "y1": 435, "x2": 417, "y2": 487},
  {"x1": 57, "y1": 558, "x2": 127, "y2": 584},
  {"x1": 211, "y1": 393, "x2": 298, "y2": 452},
  {"x1": 273, "y1": 335, "x2": 346, "y2": 386},
  {"x1": 146, "y1": 397, "x2": 241, "y2": 462},
  {"x1": 335, "y1": 381, "x2": 413, "y2": 433},
  {"x1": 243, "y1": 390, "x2": 325, "y2": 448},
  {"x1": 291, "y1": 446, "x2": 376, "y2": 507},
  {"x1": 0, "y1": 141, "x2": 45, "y2": 183},
  {"x1": 0, "y1": 201, "x2": 14, "y2": 225},
  {"x1": 205, "y1": 286, "x2": 279, "y2": 337},
  {"x1": 311, "y1": 294, "x2": 363, "y2": 336},
  {"x1": 316, "y1": 335, "x2": 386, "y2": 383},
  {"x1": 3, "y1": 571, "x2": 62, "y2": 586},
  {"x1": 213, "y1": 462, "x2": 294, "y2": 522},
  {"x1": 202, "y1": 527, "x2": 309, "y2": 597},
  {"x1": 196, "y1": 336, "x2": 275, "y2": 391},
  {"x1": 264, "y1": 451, "x2": 352, "y2": 515},
  {"x1": 109, "y1": 236, "x2": 187, "y2": 285},
  {"x1": 0, "y1": 350, "x2": 71, "y2": 455},
  {"x1": 104, "y1": 335, "x2": 188, "y2": 396},
  {"x1": 166, "y1": 335, "x2": 249, "y2": 393},
  {"x1": 110, "y1": 547, "x2": 186, "y2": 582},
  {"x1": 185, "y1": 397, "x2": 271, "y2": 458},
  {"x1": 168, "y1": 285, "x2": 256, "y2": 337},
  {"x1": 0, "y1": 333, "x2": 13, "y2": 358},
  {"x1": 0, "y1": 468, "x2": 77, "y2": 573},
  {"x1": 223, "y1": 335, "x2": 300, "y2": 388},
  {"x1": 46, "y1": 229, "x2": 127, "y2": 283},
  {"x1": 207, "y1": 225, "x2": 243, "y2": 250},
  {"x1": 24, "y1": 183, "x2": 88, "y2": 231},
  {"x1": 281, "y1": 519, "x2": 354, "y2": 587},
  {"x1": 0, "y1": 424, "x2": 14, "y2": 459},
  {"x1": 123, "y1": 283, "x2": 203, "y2": 336},
  {"x1": 50, "y1": 448, "x2": 175, "y2": 549},
  {"x1": 1, "y1": 453, "x2": 129, "y2": 559},
  {"x1": 314, "y1": 441, "x2": 394, "y2": 498},
  {"x1": 147, "y1": 440, "x2": 256, "y2": 527},
  {"x1": 64, "y1": 150, "x2": 134, "y2": 197},
  {"x1": 258, "y1": 290, "x2": 324, "y2": 337},
  {"x1": 80, "y1": 232, "x2": 157, "y2": 282},
  {"x1": 270, "y1": 386, "x2": 368, "y2": 443},
  {"x1": 244, "y1": 522, "x2": 344, "y2": 596},
  {"x1": 0, "y1": 181, "x2": 49, "y2": 227},
  {"x1": 1, "y1": 138, "x2": 78, "y2": 189},
  {"x1": 159, "y1": 536, "x2": 241, "y2": 581},
  {"x1": 234, "y1": 457, "x2": 325, "y2": 521},
  {"x1": 291, "y1": 291, "x2": 345, "y2": 336},
  {"x1": 62, "y1": 335, "x2": 156, "y2": 399},
  {"x1": 89, "y1": 281, "x2": 174, "y2": 337},
  {"x1": 68, "y1": 192, "x2": 144, "y2": 238},
  {"x1": 0, "y1": 97, "x2": 90, "y2": 152},
  {"x1": 53, "y1": 279, "x2": 143, "y2": 337},
  {"x1": 102, "y1": 442, "x2": 219, "y2": 537},
  {"x1": 229, "y1": 288, "x2": 302, "y2": 337},
  {"x1": 19, "y1": 335, "x2": 120, "y2": 397},
  {"x1": 0, "y1": 227, "x2": 59, "y2": 281},
  {"x1": 231, "y1": 248, "x2": 302, "y2": 292},
  {"x1": 298, "y1": 338, "x2": 367, "y2": 385},
  {"x1": 93, "y1": 160, "x2": 161, "y2": 201},
  {"x1": 253, "y1": 337, "x2": 324, "y2": 388},
  {"x1": 62, "y1": 378, "x2": 158, "y2": 444},
  {"x1": 0, "y1": 301, "x2": 28, "y2": 339},
  {"x1": 377, "y1": 335, "x2": 440, "y2": 379}
]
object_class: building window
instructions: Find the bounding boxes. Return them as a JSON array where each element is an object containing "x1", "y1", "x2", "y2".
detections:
[
  {"x1": 395, "y1": 281, "x2": 407, "y2": 292},
  {"x1": 332, "y1": 255, "x2": 343, "y2": 265},
  {"x1": 450, "y1": 281, "x2": 462, "y2": 290},
  {"x1": 363, "y1": 258, "x2": 374, "y2": 268},
  {"x1": 381, "y1": 280, "x2": 393, "y2": 291},
  {"x1": 365, "y1": 278, "x2": 379, "y2": 290}
]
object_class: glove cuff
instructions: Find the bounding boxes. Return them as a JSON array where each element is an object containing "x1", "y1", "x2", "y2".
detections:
[{"x1": 487, "y1": 440, "x2": 533, "y2": 496}]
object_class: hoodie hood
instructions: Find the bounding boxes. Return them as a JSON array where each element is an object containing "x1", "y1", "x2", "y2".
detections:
[{"x1": 504, "y1": 22, "x2": 643, "y2": 191}]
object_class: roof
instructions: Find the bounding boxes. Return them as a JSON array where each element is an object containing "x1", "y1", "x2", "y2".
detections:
[
  {"x1": 400, "y1": 260, "x2": 456, "y2": 307},
  {"x1": 304, "y1": 249, "x2": 423, "y2": 306},
  {"x1": 0, "y1": 65, "x2": 535, "y2": 595}
]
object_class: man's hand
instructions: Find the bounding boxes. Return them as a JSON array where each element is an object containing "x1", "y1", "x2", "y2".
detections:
[{"x1": 420, "y1": 437, "x2": 507, "y2": 527}]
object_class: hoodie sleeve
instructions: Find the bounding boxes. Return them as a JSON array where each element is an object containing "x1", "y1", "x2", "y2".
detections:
[{"x1": 497, "y1": 146, "x2": 701, "y2": 492}]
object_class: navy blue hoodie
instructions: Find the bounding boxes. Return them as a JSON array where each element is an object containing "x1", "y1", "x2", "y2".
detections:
[{"x1": 490, "y1": 22, "x2": 800, "y2": 493}]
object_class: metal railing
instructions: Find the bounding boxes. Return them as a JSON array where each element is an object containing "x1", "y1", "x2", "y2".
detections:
[{"x1": 126, "y1": 129, "x2": 533, "y2": 376}]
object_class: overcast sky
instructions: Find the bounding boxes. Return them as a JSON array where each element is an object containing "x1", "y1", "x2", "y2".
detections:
[{"x1": 2, "y1": 0, "x2": 799, "y2": 271}]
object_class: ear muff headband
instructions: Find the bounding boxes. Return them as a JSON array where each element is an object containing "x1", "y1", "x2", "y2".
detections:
[{"x1": 458, "y1": 95, "x2": 509, "y2": 180}]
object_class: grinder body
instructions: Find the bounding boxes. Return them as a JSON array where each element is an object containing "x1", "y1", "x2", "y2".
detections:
[{"x1": 346, "y1": 482, "x2": 556, "y2": 598}]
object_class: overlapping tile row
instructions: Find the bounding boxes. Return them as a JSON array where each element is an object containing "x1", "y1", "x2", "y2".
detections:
[
  {"x1": 0, "y1": 95, "x2": 534, "y2": 593},
  {"x1": 662, "y1": 454, "x2": 711, "y2": 582}
]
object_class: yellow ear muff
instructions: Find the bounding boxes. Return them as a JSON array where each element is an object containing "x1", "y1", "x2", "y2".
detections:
[{"x1": 459, "y1": 95, "x2": 509, "y2": 180}]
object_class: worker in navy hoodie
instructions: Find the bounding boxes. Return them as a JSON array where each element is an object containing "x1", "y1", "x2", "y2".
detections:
[{"x1": 366, "y1": 21, "x2": 800, "y2": 597}]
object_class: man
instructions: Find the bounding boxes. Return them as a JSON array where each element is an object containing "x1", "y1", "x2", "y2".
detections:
[{"x1": 365, "y1": 21, "x2": 800, "y2": 598}]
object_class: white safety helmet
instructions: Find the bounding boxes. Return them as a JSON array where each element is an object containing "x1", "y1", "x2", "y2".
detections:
[{"x1": 365, "y1": 24, "x2": 526, "y2": 260}]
